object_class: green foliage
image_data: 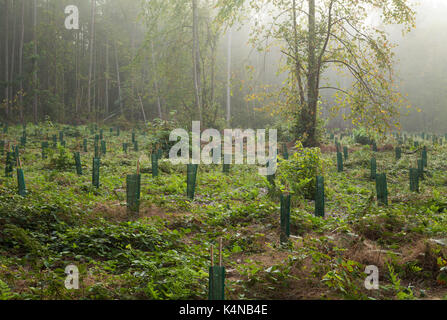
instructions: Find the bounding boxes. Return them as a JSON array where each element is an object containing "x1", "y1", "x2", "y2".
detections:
[
  {"x1": 275, "y1": 141, "x2": 323, "y2": 199},
  {"x1": 0, "y1": 280, "x2": 14, "y2": 300},
  {"x1": 353, "y1": 127, "x2": 374, "y2": 145},
  {"x1": 1, "y1": 124, "x2": 447, "y2": 301},
  {"x1": 48, "y1": 146, "x2": 72, "y2": 170}
]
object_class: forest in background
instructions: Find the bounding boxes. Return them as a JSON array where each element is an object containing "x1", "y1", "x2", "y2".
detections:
[
  {"x1": 0, "y1": 0, "x2": 274, "y2": 130},
  {"x1": 0, "y1": 0, "x2": 445, "y2": 133}
]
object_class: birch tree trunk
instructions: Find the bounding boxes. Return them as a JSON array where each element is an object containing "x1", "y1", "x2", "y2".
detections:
[
  {"x1": 226, "y1": 28, "x2": 232, "y2": 126},
  {"x1": 114, "y1": 41, "x2": 123, "y2": 116},
  {"x1": 105, "y1": 36, "x2": 109, "y2": 116},
  {"x1": 9, "y1": 0, "x2": 16, "y2": 108},
  {"x1": 33, "y1": 0, "x2": 38, "y2": 123},
  {"x1": 150, "y1": 41, "x2": 162, "y2": 119},
  {"x1": 4, "y1": 0, "x2": 9, "y2": 118},
  {"x1": 192, "y1": 0, "x2": 202, "y2": 122},
  {"x1": 19, "y1": 0, "x2": 25, "y2": 122},
  {"x1": 87, "y1": 0, "x2": 96, "y2": 115}
]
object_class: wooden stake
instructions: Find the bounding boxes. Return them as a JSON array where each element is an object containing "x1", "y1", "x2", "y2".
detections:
[{"x1": 219, "y1": 238, "x2": 223, "y2": 267}]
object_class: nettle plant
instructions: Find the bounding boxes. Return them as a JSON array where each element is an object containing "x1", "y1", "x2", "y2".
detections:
[{"x1": 275, "y1": 141, "x2": 323, "y2": 199}]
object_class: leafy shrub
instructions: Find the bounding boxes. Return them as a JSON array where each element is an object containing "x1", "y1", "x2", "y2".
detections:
[
  {"x1": 353, "y1": 127, "x2": 374, "y2": 145},
  {"x1": 275, "y1": 141, "x2": 323, "y2": 199},
  {"x1": 48, "y1": 146, "x2": 72, "y2": 170}
]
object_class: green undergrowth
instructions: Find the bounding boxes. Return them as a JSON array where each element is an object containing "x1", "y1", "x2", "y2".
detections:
[{"x1": 0, "y1": 124, "x2": 447, "y2": 300}]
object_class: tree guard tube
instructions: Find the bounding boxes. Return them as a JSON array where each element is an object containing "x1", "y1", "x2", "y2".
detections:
[
  {"x1": 126, "y1": 174, "x2": 141, "y2": 214},
  {"x1": 151, "y1": 153, "x2": 159, "y2": 177},
  {"x1": 409, "y1": 168, "x2": 419, "y2": 193},
  {"x1": 375, "y1": 173, "x2": 388, "y2": 206},
  {"x1": 315, "y1": 176, "x2": 325, "y2": 218},
  {"x1": 187, "y1": 164, "x2": 198, "y2": 200},
  {"x1": 74, "y1": 152, "x2": 83, "y2": 175},
  {"x1": 92, "y1": 158, "x2": 100, "y2": 188}
]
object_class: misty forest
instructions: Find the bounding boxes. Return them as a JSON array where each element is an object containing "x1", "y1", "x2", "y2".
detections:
[{"x1": 0, "y1": 0, "x2": 447, "y2": 301}]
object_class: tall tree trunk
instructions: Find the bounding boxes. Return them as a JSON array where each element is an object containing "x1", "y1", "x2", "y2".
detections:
[
  {"x1": 4, "y1": 0, "x2": 9, "y2": 118},
  {"x1": 210, "y1": 33, "x2": 217, "y2": 125},
  {"x1": 150, "y1": 41, "x2": 162, "y2": 119},
  {"x1": 33, "y1": 0, "x2": 38, "y2": 123},
  {"x1": 114, "y1": 41, "x2": 123, "y2": 116},
  {"x1": 300, "y1": 0, "x2": 318, "y2": 147},
  {"x1": 87, "y1": 0, "x2": 96, "y2": 116},
  {"x1": 105, "y1": 36, "x2": 109, "y2": 116},
  {"x1": 19, "y1": 0, "x2": 25, "y2": 123},
  {"x1": 138, "y1": 95, "x2": 147, "y2": 123},
  {"x1": 9, "y1": 0, "x2": 16, "y2": 110},
  {"x1": 192, "y1": 0, "x2": 202, "y2": 122},
  {"x1": 226, "y1": 28, "x2": 232, "y2": 126},
  {"x1": 130, "y1": 21, "x2": 136, "y2": 122},
  {"x1": 93, "y1": 39, "x2": 97, "y2": 122}
]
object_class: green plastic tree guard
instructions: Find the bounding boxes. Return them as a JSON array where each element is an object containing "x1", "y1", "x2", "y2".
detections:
[
  {"x1": 336, "y1": 152, "x2": 343, "y2": 172},
  {"x1": 187, "y1": 164, "x2": 198, "y2": 200},
  {"x1": 315, "y1": 176, "x2": 325, "y2": 217},
  {"x1": 41, "y1": 141, "x2": 49, "y2": 159},
  {"x1": 20, "y1": 135, "x2": 26, "y2": 147},
  {"x1": 157, "y1": 148, "x2": 163, "y2": 159},
  {"x1": 280, "y1": 194, "x2": 291, "y2": 243},
  {"x1": 209, "y1": 266, "x2": 225, "y2": 300},
  {"x1": 372, "y1": 142, "x2": 378, "y2": 152},
  {"x1": 101, "y1": 140, "x2": 106, "y2": 155},
  {"x1": 74, "y1": 152, "x2": 83, "y2": 175},
  {"x1": 117, "y1": 127, "x2": 120, "y2": 136},
  {"x1": 375, "y1": 173, "x2": 388, "y2": 206},
  {"x1": 395, "y1": 147, "x2": 401, "y2": 160},
  {"x1": 134, "y1": 141, "x2": 139, "y2": 152},
  {"x1": 126, "y1": 174, "x2": 141, "y2": 214},
  {"x1": 94, "y1": 143, "x2": 100, "y2": 159},
  {"x1": 100, "y1": 129, "x2": 103, "y2": 140},
  {"x1": 422, "y1": 147, "x2": 427, "y2": 168},
  {"x1": 417, "y1": 159, "x2": 424, "y2": 180},
  {"x1": 0, "y1": 140, "x2": 4, "y2": 155},
  {"x1": 83, "y1": 139, "x2": 87, "y2": 152},
  {"x1": 132, "y1": 131, "x2": 136, "y2": 143},
  {"x1": 52, "y1": 134, "x2": 57, "y2": 148},
  {"x1": 17, "y1": 168, "x2": 27, "y2": 196},
  {"x1": 123, "y1": 143, "x2": 128, "y2": 154},
  {"x1": 409, "y1": 168, "x2": 419, "y2": 193},
  {"x1": 282, "y1": 144, "x2": 289, "y2": 160},
  {"x1": 343, "y1": 146, "x2": 348, "y2": 160},
  {"x1": 223, "y1": 163, "x2": 230, "y2": 174},
  {"x1": 5, "y1": 152, "x2": 14, "y2": 177},
  {"x1": 151, "y1": 153, "x2": 159, "y2": 177},
  {"x1": 370, "y1": 158, "x2": 377, "y2": 180},
  {"x1": 92, "y1": 158, "x2": 100, "y2": 188}
]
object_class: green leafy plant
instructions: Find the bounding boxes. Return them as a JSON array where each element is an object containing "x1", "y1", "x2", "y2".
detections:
[{"x1": 275, "y1": 141, "x2": 323, "y2": 199}]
